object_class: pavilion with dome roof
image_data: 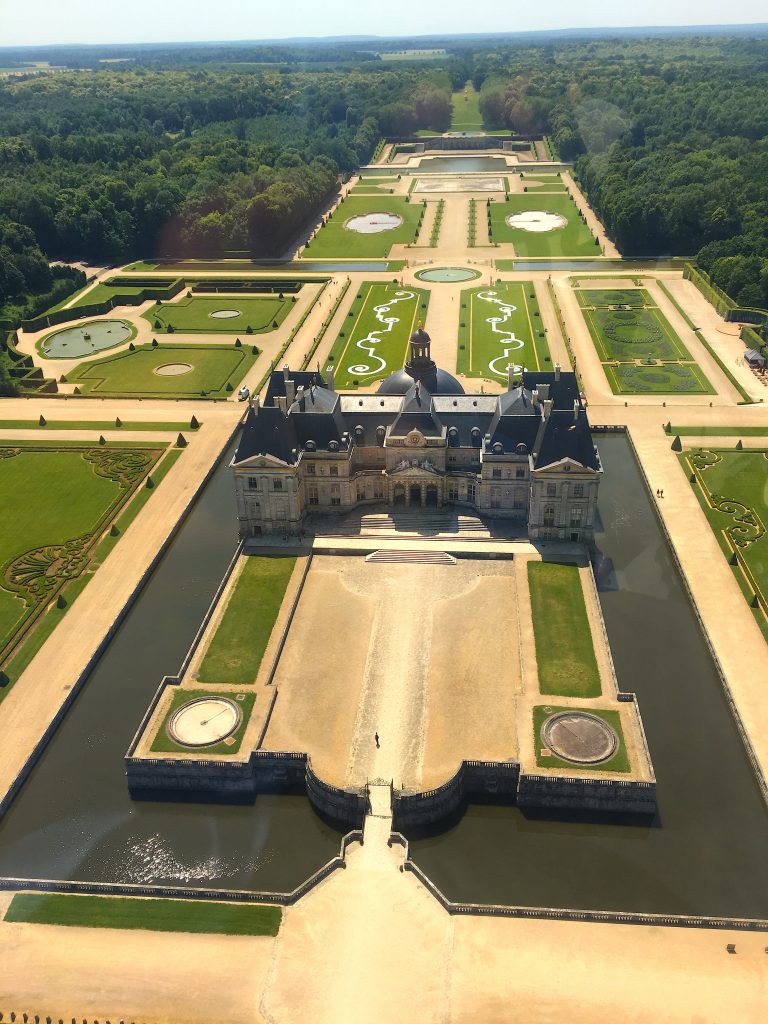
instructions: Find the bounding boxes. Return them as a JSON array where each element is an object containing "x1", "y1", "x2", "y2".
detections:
[{"x1": 232, "y1": 326, "x2": 601, "y2": 541}]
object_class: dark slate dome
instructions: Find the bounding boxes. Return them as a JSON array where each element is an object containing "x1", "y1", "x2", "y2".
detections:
[
  {"x1": 378, "y1": 365, "x2": 465, "y2": 396},
  {"x1": 378, "y1": 324, "x2": 465, "y2": 396}
]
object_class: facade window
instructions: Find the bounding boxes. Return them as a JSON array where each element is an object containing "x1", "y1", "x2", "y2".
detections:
[
  {"x1": 247, "y1": 477, "x2": 259, "y2": 490},
  {"x1": 491, "y1": 488, "x2": 501, "y2": 509},
  {"x1": 513, "y1": 488, "x2": 526, "y2": 510},
  {"x1": 273, "y1": 478, "x2": 283, "y2": 491},
  {"x1": 492, "y1": 467, "x2": 502, "y2": 480},
  {"x1": 467, "y1": 483, "x2": 476, "y2": 503},
  {"x1": 516, "y1": 468, "x2": 525, "y2": 479},
  {"x1": 357, "y1": 486, "x2": 365, "y2": 502},
  {"x1": 570, "y1": 507, "x2": 583, "y2": 528},
  {"x1": 373, "y1": 480, "x2": 384, "y2": 499},
  {"x1": 546, "y1": 483, "x2": 557, "y2": 497},
  {"x1": 330, "y1": 483, "x2": 341, "y2": 506},
  {"x1": 308, "y1": 485, "x2": 319, "y2": 506},
  {"x1": 306, "y1": 463, "x2": 316, "y2": 476},
  {"x1": 543, "y1": 505, "x2": 555, "y2": 528},
  {"x1": 447, "y1": 484, "x2": 459, "y2": 501},
  {"x1": 329, "y1": 465, "x2": 339, "y2": 477},
  {"x1": 573, "y1": 483, "x2": 584, "y2": 497}
]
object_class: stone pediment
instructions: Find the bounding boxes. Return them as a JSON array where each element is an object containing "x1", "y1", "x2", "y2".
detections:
[
  {"x1": 533, "y1": 457, "x2": 594, "y2": 474},
  {"x1": 236, "y1": 453, "x2": 289, "y2": 469},
  {"x1": 388, "y1": 460, "x2": 442, "y2": 478}
]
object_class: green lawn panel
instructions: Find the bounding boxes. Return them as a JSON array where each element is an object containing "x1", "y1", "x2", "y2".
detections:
[
  {"x1": 527, "y1": 562, "x2": 601, "y2": 697},
  {"x1": 457, "y1": 282, "x2": 550, "y2": 379},
  {"x1": 304, "y1": 196, "x2": 421, "y2": 259},
  {"x1": 144, "y1": 295, "x2": 290, "y2": 334},
  {"x1": 5, "y1": 893, "x2": 281, "y2": 936},
  {"x1": 490, "y1": 194, "x2": 599, "y2": 257},
  {"x1": 325, "y1": 282, "x2": 429, "y2": 389},
  {"x1": 198, "y1": 556, "x2": 296, "y2": 685}
]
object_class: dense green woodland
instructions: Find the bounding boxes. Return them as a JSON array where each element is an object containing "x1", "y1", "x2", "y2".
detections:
[{"x1": 1, "y1": 35, "x2": 768, "y2": 315}]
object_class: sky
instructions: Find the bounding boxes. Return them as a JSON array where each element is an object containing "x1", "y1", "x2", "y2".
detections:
[{"x1": 0, "y1": 0, "x2": 766, "y2": 47}]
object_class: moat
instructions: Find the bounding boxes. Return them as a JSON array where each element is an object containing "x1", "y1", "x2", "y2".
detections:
[{"x1": 0, "y1": 435, "x2": 766, "y2": 918}]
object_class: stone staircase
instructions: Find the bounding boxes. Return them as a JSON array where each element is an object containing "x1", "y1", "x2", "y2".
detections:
[
  {"x1": 360, "y1": 512, "x2": 487, "y2": 536},
  {"x1": 365, "y1": 550, "x2": 456, "y2": 565}
]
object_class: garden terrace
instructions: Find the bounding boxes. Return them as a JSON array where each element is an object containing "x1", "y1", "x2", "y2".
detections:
[
  {"x1": 682, "y1": 446, "x2": 768, "y2": 642},
  {"x1": 0, "y1": 443, "x2": 165, "y2": 675},
  {"x1": 67, "y1": 343, "x2": 256, "y2": 398},
  {"x1": 303, "y1": 196, "x2": 421, "y2": 259}
]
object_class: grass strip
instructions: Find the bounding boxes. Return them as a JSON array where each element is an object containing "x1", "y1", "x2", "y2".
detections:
[
  {"x1": 666, "y1": 425, "x2": 768, "y2": 438},
  {"x1": 5, "y1": 893, "x2": 281, "y2": 936},
  {"x1": 0, "y1": 420, "x2": 197, "y2": 432},
  {"x1": 528, "y1": 562, "x2": 601, "y2": 697},
  {"x1": 198, "y1": 556, "x2": 296, "y2": 685}
]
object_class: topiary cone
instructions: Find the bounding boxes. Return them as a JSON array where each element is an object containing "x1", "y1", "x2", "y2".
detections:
[
  {"x1": 39, "y1": 414, "x2": 46, "y2": 426},
  {"x1": 146, "y1": 475, "x2": 154, "y2": 489},
  {"x1": 671, "y1": 435, "x2": 682, "y2": 452},
  {"x1": 190, "y1": 415, "x2": 200, "y2": 429},
  {"x1": 176, "y1": 433, "x2": 187, "y2": 448}
]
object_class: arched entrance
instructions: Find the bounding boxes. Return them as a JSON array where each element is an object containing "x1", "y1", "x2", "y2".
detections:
[
  {"x1": 425, "y1": 484, "x2": 439, "y2": 507},
  {"x1": 393, "y1": 484, "x2": 406, "y2": 505},
  {"x1": 409, "y1": 484, "x2": 422, "y2": 506}
]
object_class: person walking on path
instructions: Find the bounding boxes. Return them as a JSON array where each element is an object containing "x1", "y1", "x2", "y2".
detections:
[{"x1": 374, "y1": 732, "x2": 380, "y2": 748}]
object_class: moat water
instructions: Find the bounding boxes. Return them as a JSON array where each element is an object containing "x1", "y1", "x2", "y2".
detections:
[{"x1": 0, "y1": 435, "x2": 766, "y2": 915}]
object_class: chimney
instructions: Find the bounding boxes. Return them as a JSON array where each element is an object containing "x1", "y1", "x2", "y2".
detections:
[
  {"x1": 251, "y1": 395, "x2": 260, "y2": 412},
  {"x1": 573, "y1": 399, "x2": 579, "y2": 422},
  {"x1": 554, "y1": 363, "x2": 561, "y2": 381},
  {"x1": 543, "y1": 399, "x2": 553, "y2": 420},
  {"x1": 276, "y1": 395, "x2": 287, "y2": 415},
  {"x1": 326, "y1": 366, "x2": 336, "y2": 391},
  {"x1": 285, "y1": 377, "x2": 296, "y2": 407},
  {"x1": 282, "y1": 364, "x2": 290, "y2": 381},
  {"x1": 296, "y1": 385, "x2": 305, "y2": 405},
  {"x1": 532, "y1": 389, "x2": 540, "y2": 406},
  {"x1": 538, "y1": 383, "x2": 550, "y2": 401}
]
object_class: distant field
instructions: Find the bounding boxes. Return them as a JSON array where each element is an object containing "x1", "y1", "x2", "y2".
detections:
[
  {"x1": 304, "y1": 196, "x2": 421, "y2": 259},
  {"x1": 325, "y1": 281, "x2": 428, "y2": 389},
  {"x1": 457, "y1": 282, "x2": 550, "y2": 380},
  {"x1": 451, "y1": 83, "x2": 484, "y2": 132},
  {"x1": 380, "y1": 49, "x2": 446, "y2": 61},
  {"x1": 490, "y1": 194, "x2": 599, "y2": 257},
  {"x1": 68, "y1": 343, "x2": 255, "y2": 398},
  {"x1": 143, "y1": 295, "x2": 291, "y2": 334}
]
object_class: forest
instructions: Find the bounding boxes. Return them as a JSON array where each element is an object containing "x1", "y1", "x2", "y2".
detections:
[{"x1": 1, "y1": 33, "x2": 767, "y2": 314}]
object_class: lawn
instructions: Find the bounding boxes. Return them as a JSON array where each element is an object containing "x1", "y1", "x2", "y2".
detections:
[
  {"x1": 67, "y1": 344, "x2": 255, "y2": 398},
  {"x1": 143, "y1": 295, "x2": 291, "y2": 334},
  {"x1": 303, "y1": 196, "x2": 422, "y2": 259},
  {"x1": 489, "y1": 194, "x2": 600, "y2": 257},
  {"x1": 533, "y1": 705, "x2": 630, "y2": 773},
  {"x1": 457, "y1": 282, "x2": 550, "y2": 380},
  {"x1": 527, "y1": 562, "x2": 601, "y2": 697},
  {"x1": 451, "y1": 83, "x2": 483, "y2": 131},
  {"x1": 198, "y1": 556, "x2": 297, "y2": 685},
  {"x1": 325, "y1": 281, "x2": 429, "y2": 389},
  {"x1": 667, "y1": 425, "x2": 768, "y2": 437},
  {"x1": 0, "y1": 445, "x2": 161, "y2": 668},
  {"x1": 5, "y1": 893, "x2": 281, "y2": 936},
  {"x1": 682, "y1": 447, "x2": 768, "y2": 641},
  {"x1": 151, "y1": 688, "x2": 257, "y2": 755}
]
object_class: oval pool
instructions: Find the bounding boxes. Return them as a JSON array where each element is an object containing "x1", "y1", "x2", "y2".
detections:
[{"x1": 41, "y1": 319, "x2": 133, "y2": 358}]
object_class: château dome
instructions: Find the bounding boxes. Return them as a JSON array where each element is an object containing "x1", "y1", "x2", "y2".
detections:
[{"x1": 377, "y1": 327, "x2": 465, "y2": 396}]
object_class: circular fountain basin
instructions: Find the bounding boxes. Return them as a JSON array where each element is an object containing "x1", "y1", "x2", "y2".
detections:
[
  {"x1": 541, "y1": 711, "x2": 619, "y2": 765},
  {"x1": 415, "y1": 267, "x2": 481, "y2": 283},
  {"x1": 153, "y1": 362, "x2": 194, "y2": 377},
  {"x1": 209, "y1": 309, "x2": 241, "y2": 319},
  {"x1": 168, "y1": 697, "x2": 242, "y2": 748}
]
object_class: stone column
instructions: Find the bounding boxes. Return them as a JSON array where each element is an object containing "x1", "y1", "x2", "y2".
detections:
[{"x1": 420, "y1": 484, "x2": 426, "y2": 507}]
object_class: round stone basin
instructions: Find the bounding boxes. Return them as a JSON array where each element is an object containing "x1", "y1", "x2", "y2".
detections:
[
  {"x1": 541, "y1": 711, "x2": 619, "y2": 764},
  {"x1": 169, "y1": 697, "x2": 241, "y2": 747},
  {"x1": 41, "y1": 320, "x2": 132, "y2": 358},
  {"x1": 345, "y1": 213, "x2": 403, "y2": 234},
  {"x1": 153, "y1": 362, "x2": 194, "y2": 377},
  {"x1": 507, "y1": 211, "x2": 567, "y2": 233},
  {"x1": 209, "y1": 308, "x2": 241, "y2": 319},
  {"x1": 415, "y1": 267, "x2": 481, "y2": 283}
]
